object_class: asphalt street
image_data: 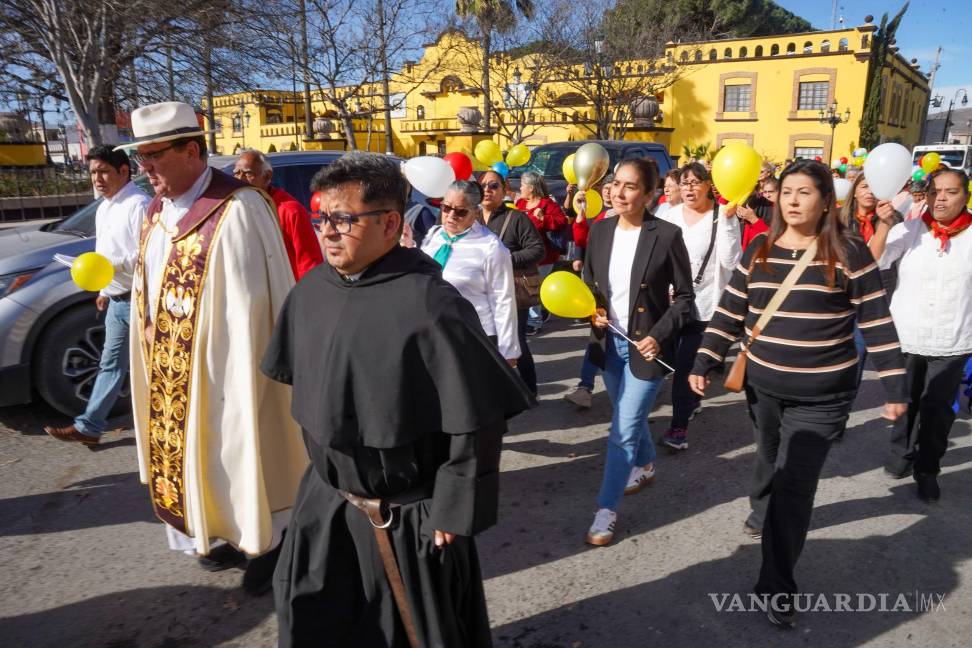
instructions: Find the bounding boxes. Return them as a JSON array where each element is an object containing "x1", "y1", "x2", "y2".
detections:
[{"x1": 1, "y1": 319, "x2": 970, "y2": 648}]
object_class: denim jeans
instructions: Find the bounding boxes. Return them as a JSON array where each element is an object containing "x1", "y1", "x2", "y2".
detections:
[
  {"x1": 597, "y1": 332, "x2": 663, "y2": 510},
  {"x1": 74, "y1": 298, "x2": 131, "y2": 437},
  {"x1": 578, "y1": 346, "x2": 599, "y2": 391},
  {"x1": 527, "y1": 264, "x2": 553, "y2": 328},
  {"x1": 853, "y1": 325, "x2": 867, "y2": 386}
]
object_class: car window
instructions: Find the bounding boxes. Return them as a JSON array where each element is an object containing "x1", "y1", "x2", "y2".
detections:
[
  {"x1": 622, "y1": 148, "x2": 645, "y2": 160},
  {"x1": 272, "y1": 164, "x2": 323, "y2": 209}
]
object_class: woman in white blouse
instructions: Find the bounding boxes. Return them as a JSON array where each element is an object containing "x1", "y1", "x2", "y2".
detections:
[
  {"x1": 657, "y1": 162, "x2": 742, "y2": 450},
  {"x1": 421, "y1": 180, "x2": 520, "y2": 365}
]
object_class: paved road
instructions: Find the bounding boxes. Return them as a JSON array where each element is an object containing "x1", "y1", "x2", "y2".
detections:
[{"x1": 1, "y1": 320, "x2": 970, "y2": 647}]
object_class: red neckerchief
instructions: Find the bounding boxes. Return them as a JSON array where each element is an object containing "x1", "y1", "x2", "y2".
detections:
[
  {"x1": 855, "y1": 210, "x2": 876, "y2": 243},
  {"x1": 922, "y1": 208, "x2": 972, "y2": 253}
]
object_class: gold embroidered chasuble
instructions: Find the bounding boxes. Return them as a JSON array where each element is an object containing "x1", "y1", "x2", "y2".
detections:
[{"x1": 130, "y1": 170, "x2": 308, "y2": 556}]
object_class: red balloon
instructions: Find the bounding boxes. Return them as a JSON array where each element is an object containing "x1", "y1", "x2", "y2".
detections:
[
  {"x1": 839, "y1": 157, "x2": 848, "y2": 164},
  {"x1": 917, "y1": 155, "x2": 925, "y2": 167},
  {"x1": 310, "y1": 191, "x2": 322, "y2": 213},
  {"x1": 443, "y1": 152, "x2": 473, "y2": 180},
  {"x1": 814, "y1": 156, "x2": 822, "y2": 162}
]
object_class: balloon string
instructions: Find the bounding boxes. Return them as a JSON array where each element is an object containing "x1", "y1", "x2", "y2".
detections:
[{"x1": 606, "y1": 322, "x2": 675, "y2": 372}]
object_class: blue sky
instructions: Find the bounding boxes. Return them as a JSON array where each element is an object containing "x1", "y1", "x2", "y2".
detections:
[{"x1": 776, "y1": 1, "x2": 971, "y2": 111}]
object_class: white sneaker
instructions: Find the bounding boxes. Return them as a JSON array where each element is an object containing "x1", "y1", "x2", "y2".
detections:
[
  {"x1": 624, "y1": 463, "x2": 657, "y2": 495},
  {"x1": 564, "y1": 386, "x2": 593, "y2": 408},
  {"x1": 585, "y1": 508, "x2": 617, "y2": 546}
]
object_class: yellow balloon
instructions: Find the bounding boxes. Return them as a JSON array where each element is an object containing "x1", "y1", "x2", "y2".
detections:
[
  {"x1": 573, "y1": 142, "x2": 610, "y2": 191},
  {"x1": 573, "y1": 189, "x2": 603, "y2": 217},
  {"x1": 711, "y1": 143, "x2": 762, "y2": 204},
  {"x1": 921, "y1": 152, "x2": 941, "y2": 174},
  {"x1": 967, "y1": 181, "x2": 972, "y2": 208},
  {"x1": 540, "y1": 271, "x2": 596, "y2": 319},
  {"x1": 474, "y1": 140, "x2": 502, "y2": 166},
  {"x1": 506, "y1": 144, "x2": 531, "y2": 168},
  {"x1": 562, "y1": 153, "x2": 578, "y2": 184},
  {"x1": 71, "y1": 252, "x2": 114, "y2": 292}
]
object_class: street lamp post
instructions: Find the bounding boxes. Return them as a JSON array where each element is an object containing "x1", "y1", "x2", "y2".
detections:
[
  {"x1": 940, "y1": 89, "x2": 968, "y2": 144},
  {"x1": 237, "y1": 101, "x2": 251, "y2": 149},
  {"x1": 818, "y1": 100, "x2": 851, "y2": 163}
]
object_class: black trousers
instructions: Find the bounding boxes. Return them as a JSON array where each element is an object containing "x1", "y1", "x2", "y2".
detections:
[
  {"x1": 887, "y1": 352, "x2": 971, "y2": 476},
  {"x1": 744, "y1": 386, "x2": 854, "y2": 597},
  {"x1": 671, "y1": 320, "x2": 708, "y2": 429},
  {"x1": 515, "y1": 307, "x2": 537, "y2": 395}
]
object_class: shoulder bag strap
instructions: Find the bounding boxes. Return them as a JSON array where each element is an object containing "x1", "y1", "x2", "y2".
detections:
[
  {"x1": 693, "y1": 202, "x2": 720, "y2": 285},
  {"x1": 498, "y1": 209, "x2": 513, "y2": 241},
  {"x1": 747, "y1": 238, "x2": 818, "y2": 345}
]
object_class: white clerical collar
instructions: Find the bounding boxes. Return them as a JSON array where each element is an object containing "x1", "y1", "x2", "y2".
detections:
[{"x1": 163, "y1": 167, "x2": 212, "y2": 211}]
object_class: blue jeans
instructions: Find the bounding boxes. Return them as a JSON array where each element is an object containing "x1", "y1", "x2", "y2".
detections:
[
  {"x1": 597, "y1": 332, "x2": 664, "y2": 510},
  {"x1": 578, "y1": 346, "x2": 599, "y2": 391},
  {"x1": 74, "y1": 298, "x2": 131, "y2": 437},
  {"x1": 853, "y1": 325, "x2": 867, "y2": 386},
  {"x1": 527, "y1": 264, "x2": 553, "y2": 328}
]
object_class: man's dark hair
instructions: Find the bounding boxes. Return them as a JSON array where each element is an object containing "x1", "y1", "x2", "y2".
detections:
[
  {"x1": 311, "y1": 152, "x2": 407, "y2": 215},
  {"x1": 85, "y1": 145, "x2": 132, "y2": 179},
  {"x1": 172, "y1": 135, "x2": 208, "y2": 160}
]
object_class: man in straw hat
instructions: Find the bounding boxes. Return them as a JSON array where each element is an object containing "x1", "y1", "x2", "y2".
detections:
[{"x1": 119, "y1": 101, "x2": 307, "y2": 595}]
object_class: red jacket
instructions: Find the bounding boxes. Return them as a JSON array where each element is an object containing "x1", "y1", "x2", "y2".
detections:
[
  {"x1": 269, "y1": 186, "x2": 324, "y2": 280},
  {"x1": 516, "y1": 196, "x2": 569, "y2": 266},
  {"x1": 741, "y1": 217, "x2": 769, "y2": 250},
  {"x1": 571, "y1": 209, "x2": 610, "y2": 249}
]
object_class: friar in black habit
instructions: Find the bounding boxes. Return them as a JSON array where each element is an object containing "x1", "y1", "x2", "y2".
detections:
[{"x1": 262, "y1": 152, "x2": 534, "y2": 648}]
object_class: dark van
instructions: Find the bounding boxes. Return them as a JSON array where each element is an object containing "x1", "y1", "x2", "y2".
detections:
[{"x1": 508, "y1": 140, "x2": 675, "y2": 203}]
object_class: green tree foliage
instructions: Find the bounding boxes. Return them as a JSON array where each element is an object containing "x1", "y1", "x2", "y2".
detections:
[
  {"x1": 610, "y1": 0, "x2": 812, "y2": 38},
  {"x1": 859, "y1": 3, "x2": 909, "y2": 149}
]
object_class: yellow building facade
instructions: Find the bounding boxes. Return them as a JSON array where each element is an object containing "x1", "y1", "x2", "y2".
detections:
[{"x1": 205, "y1": 18, "x2": 929, "y2": 165}]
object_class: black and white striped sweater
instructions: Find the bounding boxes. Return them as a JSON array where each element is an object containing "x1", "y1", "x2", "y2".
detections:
[{"x1": 692, "y1": 234, "x2": 908, "y2": 401}]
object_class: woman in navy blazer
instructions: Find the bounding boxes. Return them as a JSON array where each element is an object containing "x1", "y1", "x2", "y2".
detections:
[{"x1": 582, "y1": 158, "x2": 695, "y2": 546}]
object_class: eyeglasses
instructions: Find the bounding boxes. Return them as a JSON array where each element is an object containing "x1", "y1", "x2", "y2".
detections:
[
  {"x1": 131, "y1": 144, "x2": 176, "y2": 167},
  {"x1": 440, "y1": 203, "x2": 470, "y2": 217},
  {"x1": 233, "y1": 168, "x2": 258, "y2": 179},
  {"x1": 679, "y1": 180, "x2": 705, "y2": 189},
  {"x1": 319, "y1": 209, "x2": 389, "y2": 234},
  {"x1": 480, "y1": 181, "x2": 502, "y2": 191}
]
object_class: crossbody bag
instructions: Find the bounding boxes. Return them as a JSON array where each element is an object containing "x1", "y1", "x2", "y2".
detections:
[
  {"x1": 723, "y1": 238, "x2": 818, "y2": 392},
  {"x1": 498, "y1": 211, "x2": 542, "y2": 309}
]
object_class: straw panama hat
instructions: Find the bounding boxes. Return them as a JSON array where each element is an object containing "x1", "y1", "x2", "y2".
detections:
[{"x1": 114, "y1": 101, "x2": 213, "y2": 151}]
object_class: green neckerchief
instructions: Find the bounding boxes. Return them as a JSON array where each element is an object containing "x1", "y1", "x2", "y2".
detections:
[{"x1": 432, "y1": 226, "x2": 472, "y2": 268}]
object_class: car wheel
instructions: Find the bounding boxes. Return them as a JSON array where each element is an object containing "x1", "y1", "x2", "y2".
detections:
[{"x1": 33, "y1": 303, "x2": 131, "y2": 418}]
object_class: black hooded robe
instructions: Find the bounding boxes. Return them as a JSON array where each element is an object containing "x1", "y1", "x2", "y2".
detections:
[{"x1": 261, "y1": 246, "x2": 534, "y2": 648}]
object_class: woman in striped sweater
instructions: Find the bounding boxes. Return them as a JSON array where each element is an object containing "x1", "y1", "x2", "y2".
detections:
[{"x1": 688, "y1": 159, "x2": 908, "y2": 629}]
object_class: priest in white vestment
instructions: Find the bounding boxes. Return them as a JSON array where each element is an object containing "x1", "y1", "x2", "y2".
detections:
[{"x1": 118, "y1": 102, "x2": 308, "y2": 594}]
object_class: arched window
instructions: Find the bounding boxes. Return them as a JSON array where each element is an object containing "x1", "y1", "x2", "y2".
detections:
[
  {"x1": 786, "y1": 43, "x2": 796, "y2": 55},
  {"x1": 680, "y1": 51, "x2": 688, "y2": 62},
  {"x1": 839, "y1": 38, "x2": 849, "y2": 51},
  {"x1": 637, "y1": 64, "x2": 644, "y2": 73},
  {"x1": 709, "y1": 49, "x2": 717, "y2": 61},
  {"x1": 440, "y1": 75, "x2": 462, "y2": 92},
  {"x1": 770, "y1": 44, "x2": 779, "y2": 56},
  {"x1": 862, "y1": 35, "x2": 870, "y2": 49},
  {"x1": 694, "y1": 50, "x2": 702, "y2": 62},
  {"x1": 415, "y1": 105, "x2": 425, "y2": 119},
  {"x1": 821, "y1": 39, "x2": 831, "y2": 53},
  {"x1": 739, "y1": 46, "x2": 748, "y2": 58},
  {"x1": 803, "y1": 41, "x2": 813, "y2": 54},
  {"x1": 755, "y1": 45, "x2": 764, "y2": 57},
  {"x1": 724, "y1": 47, "x2": 733, "y2": 58},
  {"x1": 625, "y1": 65, "x2": 632, "y2": 74}
]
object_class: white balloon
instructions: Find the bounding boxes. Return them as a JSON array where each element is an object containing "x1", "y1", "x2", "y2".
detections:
[
  {"x1": 833, "y1": 178, "x2": 853, "y2": 202},
  {"x1": 862, "y1": 143, "x2": 912, "y2": 201},
  {"x1": 831, "y1": 157, "x2": 842, "y2": 169},
  {"x1": 402, "y1": 156, "x2": 455, "y2": 198}
]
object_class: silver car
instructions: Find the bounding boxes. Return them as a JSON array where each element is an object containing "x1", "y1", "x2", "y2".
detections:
[{"x1": 0, "y1": 151, "x2": 346, "y2": 416}]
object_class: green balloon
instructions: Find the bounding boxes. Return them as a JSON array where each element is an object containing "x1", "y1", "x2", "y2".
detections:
[{"x1": 839, "y1": 163, "x2": 847, "y2": 173}]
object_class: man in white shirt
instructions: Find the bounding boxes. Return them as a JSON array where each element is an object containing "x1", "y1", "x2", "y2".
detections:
[
  {"x1": 869, "y1": 167, "x2": 972, "y2": 502},
  {"x1": 44, "y1": 145, "x2": 149, "y2": 446}
]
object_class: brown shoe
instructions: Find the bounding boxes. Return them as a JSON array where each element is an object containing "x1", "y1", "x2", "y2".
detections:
[{"x1": 44, "y1": 424, "x2": 99, "y2": 447}]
